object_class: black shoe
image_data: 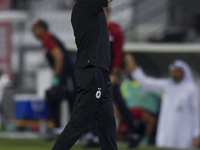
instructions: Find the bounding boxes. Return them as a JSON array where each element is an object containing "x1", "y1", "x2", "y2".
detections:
[{"x1": 84, "y1": 140, "x2": 100, "y2": 148}]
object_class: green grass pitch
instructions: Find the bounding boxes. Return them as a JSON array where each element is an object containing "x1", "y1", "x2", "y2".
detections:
[{"x1": 0, "y1": 138, "x2": 195, "y2": 150}]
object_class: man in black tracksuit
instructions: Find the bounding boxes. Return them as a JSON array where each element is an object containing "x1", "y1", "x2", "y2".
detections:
[{"x1": 52, "y1": 0, "x2": 117, "y2": 150}]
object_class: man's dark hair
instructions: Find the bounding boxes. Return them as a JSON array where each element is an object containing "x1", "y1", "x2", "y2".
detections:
[{"x1": 37, "y1": 20, "x2": 49, "y2": 31}]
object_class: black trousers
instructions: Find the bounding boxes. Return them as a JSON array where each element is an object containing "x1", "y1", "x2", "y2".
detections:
[
  {"x1": 87, "y1": 84, "x2": 135, "y2": 137},
  {"x1": 52, "y1": 66, "x2": 118, "y2": 150}
]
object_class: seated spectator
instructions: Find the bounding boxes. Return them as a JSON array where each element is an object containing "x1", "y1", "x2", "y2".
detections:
[
  {"x1": 125, "y1": 54, "x2": 200, "y2": 149},
  {"x1": 115, "y1": 77, "x2": 158, "y2": 147}
]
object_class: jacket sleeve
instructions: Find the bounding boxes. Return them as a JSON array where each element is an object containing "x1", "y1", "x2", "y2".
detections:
[
  {"x1": 190, "y1": 88, "x2": 200, "y2": 138},
  {"x1": 131, "y1": 67, "x2": 167, "y2": 94},
  {"x1": 111, "y1": 25, "x2": 124, "y2": 70},
  {"x1": 84, "y1": 0, "x2": 108, "y2": 13}
]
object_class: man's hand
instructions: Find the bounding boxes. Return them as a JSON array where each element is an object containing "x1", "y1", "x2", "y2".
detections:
[
  {"x1": 110, "y1": 74, "x2": 117, "y2": 85},
  {"x1": 125, "y1": 54, "x2": 138, "y2": 73},
  {"x1": 108, "y1": 0, "x2": 113, "y2": 3},
  {"x1": 194, "y1": 137, "x2": 200, "y2": 147}
]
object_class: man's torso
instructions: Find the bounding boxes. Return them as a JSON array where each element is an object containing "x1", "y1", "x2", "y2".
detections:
[
  {"x1": 71, "y1": 0, "x2": 110, "y2": 72},
  {"x1": 42, "y1": 32, "x2": 74, "y2": 78}
]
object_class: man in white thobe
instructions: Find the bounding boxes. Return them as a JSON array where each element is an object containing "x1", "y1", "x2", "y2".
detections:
[{"x1": 125, "y1": 54, "x2": 200, "y2": 149}]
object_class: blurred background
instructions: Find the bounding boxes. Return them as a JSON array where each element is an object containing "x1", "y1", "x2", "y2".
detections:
[{"x1": 1, "y1": 0, "x2": 200, "y2": 150}]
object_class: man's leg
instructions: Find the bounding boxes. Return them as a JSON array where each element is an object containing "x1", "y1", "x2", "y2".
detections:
[
  {"x1": 84, "y1": 119, "x2": 100, "y2": 148},
  {"x1": 47, "y1": 101, "x2": 61, "y2": 128},
  {"x1": 52, "y1": 67, "x2": 99, "y2": 150},
  {"x1": 139, "y1": 113, "x2": 156, "y2": 146},
  {"x1": 113, "y1": 84, "x2": 135, "y2": 133},
  {"x1": 95, "y1": 81, "x2": 118, "y2": 150},
  {"x1": 52, "y1": 67, "x2": 118, "y2": 150}
]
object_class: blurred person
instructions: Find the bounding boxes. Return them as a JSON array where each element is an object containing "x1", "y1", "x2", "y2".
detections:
[
  {"x1": 118, "y1": 78, "x2": 158, "y2": 147},
  {"x1": 52, "y1": 0, "x2": 118, "y2": 150},
  {"x1": 104, "y1": 7, "x2": 123, "y2": 83},
  {"x1": 0, "y1": 68, "x2": 9, "y2": 129},
  {"x1": 105, "y1": 7, "x2": 138, "y2": 148},
  {"x1": 125, "y1": 54, "x2": 200, "y2": 149},
  {"x1": 32, "y1": 20, "x2": 75, "y2": 135}
]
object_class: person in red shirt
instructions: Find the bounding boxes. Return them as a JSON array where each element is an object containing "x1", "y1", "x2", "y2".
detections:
[
  {"x1": 106, "y1": 11, "x2": 124, "y2": 83},
  {"x1": 104, "y1": 6, "x2": 135, "y2": 145},
  {"x1": 32, "y1": 20, "x2": 74, "y2": 86},
  {"x1": 32, "y1": 20, "x2": 75, "y2": 135}
]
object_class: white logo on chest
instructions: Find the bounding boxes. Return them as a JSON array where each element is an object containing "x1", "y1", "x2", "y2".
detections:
[{"x1": 96, "y1": 88, "x2": 101, "y2": 99}]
